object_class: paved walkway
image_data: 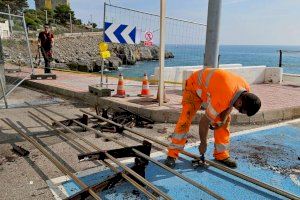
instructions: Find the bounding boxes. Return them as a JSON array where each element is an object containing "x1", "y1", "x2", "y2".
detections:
[{"x1": 5, "y1": 67, "x2": 300, "y2": 124}]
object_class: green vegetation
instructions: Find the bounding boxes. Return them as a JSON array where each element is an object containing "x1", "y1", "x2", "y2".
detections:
[{"x1": 0, "y1": 0, "x2": 28, "y2": 14}]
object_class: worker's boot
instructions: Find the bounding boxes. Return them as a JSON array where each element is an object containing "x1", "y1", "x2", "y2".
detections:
[
  {"x1": 164, "y1": 156, "x2": 176, "y2": 169},
  {"x1": 217, "y1": 157, "x2": 237, "y2": 168}
]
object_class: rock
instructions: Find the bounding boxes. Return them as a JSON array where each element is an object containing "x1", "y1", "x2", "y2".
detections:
[
  {"x1": 107, "y1": 56, "x2": 122, "y2": 70},
  {"x1": 52, "y1": 63, "x2": 69, "y2": 70}
]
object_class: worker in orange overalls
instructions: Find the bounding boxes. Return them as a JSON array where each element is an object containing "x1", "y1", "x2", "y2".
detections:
[{"x1": 164, "y1": 68, "x2": 261, "y2": 168}]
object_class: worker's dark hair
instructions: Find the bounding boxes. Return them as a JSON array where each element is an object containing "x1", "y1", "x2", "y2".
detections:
[
  {"x1": 241, "y1": 92, "x2": 261, "y2": 116},
  {"x1": 44, "y1": 23, "x2": 51, "y2": 27}
]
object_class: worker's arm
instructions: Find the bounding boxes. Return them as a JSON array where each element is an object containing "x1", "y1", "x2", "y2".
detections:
[{"x1": 198, "y1": 115, "x2": 210, "y2": 155}]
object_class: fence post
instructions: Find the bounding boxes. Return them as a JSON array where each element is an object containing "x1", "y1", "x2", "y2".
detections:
[
  {"x1": 7, "y1": 4, "x2": 13, "y2": 36},
  {"x1": 159, "y1": 0, "x2": 166, "y2": 106},
  {"x1": 279, "y1": 50, "x2": 282, "y2": 67},
  {"x1": 0, "y1": 36, "x2": 8, "y2": 108},
  {"x1": 22, "y1": 13, "x2": 35, "y2": 74}
]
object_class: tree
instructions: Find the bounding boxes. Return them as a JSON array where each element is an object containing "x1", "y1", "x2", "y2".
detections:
[
  {"x1": 0, "y1": 0, "x2": 28, "y2": 14},
  {"x1": 54, "y1": 4, "x2": 74, "y2": 25}
]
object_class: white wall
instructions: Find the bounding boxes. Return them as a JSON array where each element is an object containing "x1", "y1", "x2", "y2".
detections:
[
  {"x1": 153, "y1": 64, "x2": 243, "y2": 83},
  {"x1": 182, "y1": 66, "x2": 282, "y2": 89},
  {"x1": 0, "y1": 21, "x2": 10, "y2": 39}
]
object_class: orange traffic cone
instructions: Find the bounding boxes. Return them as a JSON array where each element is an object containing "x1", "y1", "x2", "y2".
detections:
[
  {"x1": 113, "y1": 74, "x2": 126, "y2": 98},
  {"x1": 138, "y1": 73, "x2": 153, "y2": 97}
]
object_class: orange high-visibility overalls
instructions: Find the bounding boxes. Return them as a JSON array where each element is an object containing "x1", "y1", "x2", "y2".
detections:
[{"x1": 168, "y1": 68, "x2": 250, "y2": 160}]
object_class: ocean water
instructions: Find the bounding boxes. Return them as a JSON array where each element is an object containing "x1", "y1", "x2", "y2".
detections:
[{"x1": 108, "y1": 45, "x2": 300, "y2": 78}]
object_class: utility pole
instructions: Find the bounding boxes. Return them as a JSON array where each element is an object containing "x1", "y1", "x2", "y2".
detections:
[
  {"x1": 204, "y1": 0, "x2": 222, "y2": 68},
  {"x1": 45, "y1": 10, "x2": 48, "y2": 24},
  {"x1": 90, "y1": 14, "x2": 93, "y2": 32},
  {"x1": 69, "y1": 13, "x2": 73, "y2": 33},
  {"x1": 158, "y1": 0, "x2": 166, "y2": 106},
  {"x1": 7, "y1": 4, "x2": 13, "y2": 36}
]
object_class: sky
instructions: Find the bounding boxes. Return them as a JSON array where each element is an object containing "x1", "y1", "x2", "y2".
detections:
[{"x1": 28, "y1": 0, "x2": 300, "y2": 46}]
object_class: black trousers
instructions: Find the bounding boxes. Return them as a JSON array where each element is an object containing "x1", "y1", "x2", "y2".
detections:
[{"x1": 41, "y1": 48, "x2": 52, "y2": 73}]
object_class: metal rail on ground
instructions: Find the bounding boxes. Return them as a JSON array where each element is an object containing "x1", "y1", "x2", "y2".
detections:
[
  {"x1": 31, "y1": 105, "x2": 224, "y2": 200},
  {"x1": 1, "y1": 118, "x2": 101, "y2": 200},
  {"x1": 80, "y1": 109, "x2": 300, "y2": 200},
  {"x1": 26, "y1": 104, "x2": 172, "y2": 200},
  {"x1": 28, "y1": 111, "x2": 157, "y2": 200}
]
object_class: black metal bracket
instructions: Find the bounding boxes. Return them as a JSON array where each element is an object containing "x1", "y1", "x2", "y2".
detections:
[{"x1": 68, "y1": 141, "x2": 152, "y2": 200}]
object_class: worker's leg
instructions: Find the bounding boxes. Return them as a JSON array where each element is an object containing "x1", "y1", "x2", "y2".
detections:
[
  {"x1": 167, "y1": 90, "x2": 201, "y2": 159},
  {"x1": 213, "y1": 116, "x2": 231, "y2": 160}
]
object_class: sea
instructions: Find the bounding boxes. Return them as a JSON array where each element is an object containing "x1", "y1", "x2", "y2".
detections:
[{"x1": 108, "y1": 45, "x2": 300, "y2": 78}]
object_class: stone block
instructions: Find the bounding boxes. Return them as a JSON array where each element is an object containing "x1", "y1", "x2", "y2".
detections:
[{"x1": 283, "y1": 108, "x2": 295, "y2": 120}]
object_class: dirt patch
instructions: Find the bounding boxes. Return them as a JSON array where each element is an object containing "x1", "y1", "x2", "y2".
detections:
[{"x1": 231, "y1": 140, "x2": 300, "y2": 176}]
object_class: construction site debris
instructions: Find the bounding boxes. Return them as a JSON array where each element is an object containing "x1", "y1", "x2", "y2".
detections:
[{"x1": 11, "y1": 144, "x2": 30, "y2": 157}]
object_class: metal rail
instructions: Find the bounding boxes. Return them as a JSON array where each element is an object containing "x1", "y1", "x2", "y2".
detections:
[
  {"x1": 35, "y1": 107, "x2": 223, "y2": 199},
  {"x1": 28, "y1": 106, "x2": 171, "y2": 200},
  {"x1": 80, "y1": 109, "x2": 300, "y2": 200},
  {"x1": 1, "y1": 118, "x2": 101, "y2": 200},
  {"x1": 28, "y1": 111, "x2": 157, "y2": 200}
]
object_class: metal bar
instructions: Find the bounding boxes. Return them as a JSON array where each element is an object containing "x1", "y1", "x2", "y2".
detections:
[
  {"x1": 7, "y1": 5, "x2": 13, "y2": 36},
  {"x1": 43, "y1": 107, "x2": 222, "y2": 199},
  {"x1": 0, "y1": 77, "x2": 8, "y2": 108},
  {"x1": 81, "y1": 109, "x2": 300, "y2": 200},
  {"x1": 1, "y1": 118, "x2": 101, "y2": 200},
  {"x1": 101, "y1": 2, "x2": 107, "y2": 87},
  {"x1": 27, "y1": 105, "x2": 171, "y2": 200},
  {"x1": 28, "y1": 111, "x2": 157, "y2": 200},
  {"x1": 0, "y1": 73, "x2": 32, "y2": 100},
  {"x1": 68, "y1": 119, "x2": 223, "y2": 200},
  {"x1": 0, "y1": 11, "x2": 23, "y2": 18},
  {"x1": 22, "y1": 13, "x2": 35, "y2": 74},
  {"x1": 106, "y1": 4, "x2": 206, "y2": 26},
  {"x1": 279, "y1": 50, "x2": 282, "y2": 67}
]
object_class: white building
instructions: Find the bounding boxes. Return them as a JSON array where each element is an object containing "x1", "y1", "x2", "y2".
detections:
[{"x1": 0, "y1": 20, "x2": 10, "y2": 39}]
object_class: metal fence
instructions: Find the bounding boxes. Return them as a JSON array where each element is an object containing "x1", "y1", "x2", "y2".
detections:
[
  {"x1": 104, "y1": 3, "x2": 207, "y2": 78},
  {"x1": 278, "y1": 50, "x2": 300, "y2": 74},
  {"x1": 0, "y1": 11, "x2": 34, "y2": 109}
]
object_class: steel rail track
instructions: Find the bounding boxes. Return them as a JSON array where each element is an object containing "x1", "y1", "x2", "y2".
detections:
[
  {"x1": 28, "y1": 111, "x2": 157, "y2": 200},
  {"x1": 27, "y1": 106, "x2": 172, "y2": 200},
  {"x1": 1, "y1": 118, "x2": 102, "y2": 200},
  {"x1": 80, "y1": 109, "x2": 300, "y2": 200},
  {"x1": 33, "y1": 106, "x2": 224, "y2": 199}
]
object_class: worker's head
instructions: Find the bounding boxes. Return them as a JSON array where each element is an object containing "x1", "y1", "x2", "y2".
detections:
[
  {"x1": 44, "y1": 23, "x2": 50, "y2": 32},
  {"x1": 234, "y1": 92, "x2": 261, "y2": 116}
]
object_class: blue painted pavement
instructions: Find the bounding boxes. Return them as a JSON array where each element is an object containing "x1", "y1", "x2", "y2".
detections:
[{"x1": 61, "y1": 124, "x2": 300, "y2": 199}]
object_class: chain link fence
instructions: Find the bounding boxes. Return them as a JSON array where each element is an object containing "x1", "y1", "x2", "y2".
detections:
[
  {"x1": 104, "y1": 3, "x2": 207, "y2": 79},
  {"x1": 0, "y1": 11, "x2": 34, "y2": 109},
  {"x1": 278, "y1": 50, "x2": 300, "y2": 74}
]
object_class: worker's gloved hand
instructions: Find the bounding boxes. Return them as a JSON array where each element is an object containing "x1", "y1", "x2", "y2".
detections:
[{"x1": 198, "y1": 143, "x2": 207, "y2": 155}]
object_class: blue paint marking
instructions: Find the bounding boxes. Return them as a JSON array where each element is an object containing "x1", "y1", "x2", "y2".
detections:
[
  {"x1": 104, "y1": 22, "x2": 112, "y2": 43},
  {"x1": 61, "y1": 124, "x2": 300, "y2": 199},
  {"x1": 129, "y1": 27, "x2": 136, "y2": 43},
  {"x1": 113, "y1": 24, "x2": 127, "y2": 44}
]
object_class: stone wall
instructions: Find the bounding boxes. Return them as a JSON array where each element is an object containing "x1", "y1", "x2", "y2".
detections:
[{"x1": 2, "y1": 32, "x2": 174, "y2": 73}]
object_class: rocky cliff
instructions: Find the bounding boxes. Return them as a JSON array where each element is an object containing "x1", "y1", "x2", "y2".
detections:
[{"x1": 3, "y1": 32, "x2": 174, "y2": 72}]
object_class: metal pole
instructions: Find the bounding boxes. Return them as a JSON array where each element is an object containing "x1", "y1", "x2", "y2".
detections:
[
  {"x1": 204, "y1": 0, "x2": 222, "y2": 68},
  {"x1": 69, "y1": 13, "x2": 72, "y2": 33},
  {"x1": 279, "y1": 50, "x2": 282, "y2": 67},
  {"x1": 158, "y1": 0, "x2": 166, "y2": 106},
  {"x1": 45, "y1": 10, "x2": 48, "y2": 24},
  {"x1": 7, "y1": 5, "x2": 13, "y2": 36},
  {"x1": 91, "y1": 14, "x2": 93, "y2": 32},
  {"x1": 22, "y1": 13, "x2": 35, "y2": 74},
  {"x1": 0, "y1": 78, "x2": 8, "y2": 108},
  {"x1": 80, "y1": 109, "x2": 300, "y2": 200},
  {"x1": 101, "y1": 2, "x2": 107, "y2": 86},
  {"x1": 1, "y1": 119, "x2": 101, "y2": 200}
]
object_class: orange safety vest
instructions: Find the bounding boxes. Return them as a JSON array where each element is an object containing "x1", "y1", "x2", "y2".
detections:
[{"x1": 189, "y1": 68, "x2": 250, "y2": 126}]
